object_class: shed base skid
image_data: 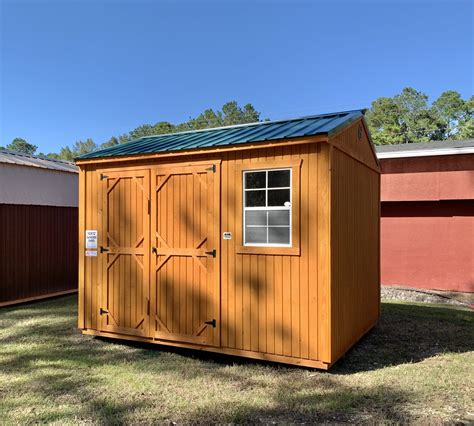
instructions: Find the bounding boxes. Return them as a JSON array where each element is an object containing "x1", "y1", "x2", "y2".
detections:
[{"x1": 81, "y1": 329, "x2": 331, "y2": 370}]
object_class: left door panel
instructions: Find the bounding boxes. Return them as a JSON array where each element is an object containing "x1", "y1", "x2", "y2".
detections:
[{"x1": 98, "y1": 169, "x2": 150, "y2": 338}]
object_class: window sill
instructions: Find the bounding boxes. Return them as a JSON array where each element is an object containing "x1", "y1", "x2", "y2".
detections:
[{"x1": 236, "y1": 245, "x2": 300, "y2": 256}]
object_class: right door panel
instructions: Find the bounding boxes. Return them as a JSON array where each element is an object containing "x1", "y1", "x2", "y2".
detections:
[{"x1": 150, "y1": 163, "x2": 220, "y2": 347}]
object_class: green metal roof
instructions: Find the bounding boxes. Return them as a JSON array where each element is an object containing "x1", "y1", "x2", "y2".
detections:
[{"x1": 78, "y1": 109, "x2": 364, "y2": 160}]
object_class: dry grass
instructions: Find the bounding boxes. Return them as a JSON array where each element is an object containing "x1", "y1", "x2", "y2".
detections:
[{"x1": 0, "y1": 295, "x2": 472, "y2": 423}]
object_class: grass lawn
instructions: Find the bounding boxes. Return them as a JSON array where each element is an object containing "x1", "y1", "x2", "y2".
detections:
[{"x1": 0, "y1": 295, "x2": 472, "y2": 423}]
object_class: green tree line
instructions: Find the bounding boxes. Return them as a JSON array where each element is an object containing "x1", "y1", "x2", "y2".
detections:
[
  {"x1": 366, "y1": 88, "x2": 473, "y2": 145},
  {"x1": 2, "y1": 90, "x2": 472, "y2": 159},
  {"x1": 49, "y1": 101, "x2": 261, "y2": 161}
]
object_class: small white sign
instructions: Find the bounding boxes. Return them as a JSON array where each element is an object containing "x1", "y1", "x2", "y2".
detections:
[
  {"x1": 85, "y1": 230, "x2": 98, "y2": 249},
  {"x1": 223, "y1": 232, "x2": 232, "y2": 240},
  {"x1": 85, "y1": 250, "x2": 98, "y2": 257}
]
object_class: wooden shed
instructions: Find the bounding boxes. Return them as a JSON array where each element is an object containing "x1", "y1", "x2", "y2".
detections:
[
  {"x1": 0, "y1": 149, "x2": 78, "y2": 307},
  {"x1": 76, "y1": 110, "x2": 380, "y2": 369}
]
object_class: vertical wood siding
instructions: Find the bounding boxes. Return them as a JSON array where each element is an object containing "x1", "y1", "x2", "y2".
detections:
[
  {"x1": 80, "y1": 143, "x2": 332, "y2": 364},
  {"x1": 0, "y1": 204, "x2": 78, "y2": 305},
  {"x1": 100, "y1": 170, "x2": 150, "y2": 337},
  {"x1": 331, "y1": 118, "x2": 379, "y2": 172},
  {"x1": 84, "y1": 167, "x2": 99, "y2": 330},
  {"x1": 330, "y1": 147, "x2": 380, "y2": 362},
  {"x1": 218, "y1": 143, "x2": 331, "y2": 363},
  {"x1": 151, "y1": 164, "x2": 220, "y2": 346},
  {"x1": 80, "y1": 136, "x2": 380, "y2": 367}
]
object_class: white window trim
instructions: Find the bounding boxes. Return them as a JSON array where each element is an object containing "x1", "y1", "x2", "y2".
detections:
[{"x1": 242, "y1": 168, "x2": 292, "y2": 247}]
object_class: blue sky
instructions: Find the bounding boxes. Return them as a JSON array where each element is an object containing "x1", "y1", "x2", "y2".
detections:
[{"x1": 0, "y1": 0, "x2": 472, "y2": 154}]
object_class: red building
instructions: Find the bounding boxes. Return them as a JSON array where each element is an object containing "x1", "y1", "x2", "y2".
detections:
[
  {"x1": 0, "y1": 150, "x2": 78, "y2": 306},
  {"x1": 377, "y1": 140, "x2": 474, "y2": 293}
]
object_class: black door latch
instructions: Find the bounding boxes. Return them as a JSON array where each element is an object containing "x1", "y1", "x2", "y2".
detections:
[
  {"x1": 100, "y1": 246, "x2": 109, "y2": 253},
  {"x1": 205, "y1": 249, "x2": 216, "y2": 258},
  {"x1": 99, "y1": 308, "x2": 109, "y2": 315},
  {"x1": 204, "y1": 319, "x2": 216, "y2": 328}
]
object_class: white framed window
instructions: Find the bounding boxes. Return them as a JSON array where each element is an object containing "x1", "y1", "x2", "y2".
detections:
[{"x1": 243, "y1": 168, "x2": 292, "y2": 247}]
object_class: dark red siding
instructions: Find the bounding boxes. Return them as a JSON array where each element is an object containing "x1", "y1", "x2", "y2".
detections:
[
  {"x1": 380, "y1": 154, "x2": 474, "y2": 293},
  {"x1": 0, "y1": 204, "x2": 78, "y2": 305}
]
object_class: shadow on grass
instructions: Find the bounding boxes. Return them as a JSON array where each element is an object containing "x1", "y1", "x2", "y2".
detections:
[
  {"x1": 0, "y1": 297, "x2": 153, "y2": 423},
  {"x1": 96, "y1": 300, "x2": 474, "y2": 374},
  {"x1": 182, "y1": 379, "x2": 412, "y2": 423},
  {"x1": 332, "y1": 301, "x2": 474, "y2": 374},
  {"x1": 0, "y1": 295, "x2": 472, "y2": 423}
]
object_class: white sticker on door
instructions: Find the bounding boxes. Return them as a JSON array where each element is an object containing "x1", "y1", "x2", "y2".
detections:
[{"x1": 85, "y1": 230, "x2": 98, "y2": 249}]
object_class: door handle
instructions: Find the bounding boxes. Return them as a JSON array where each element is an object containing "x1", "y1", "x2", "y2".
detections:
[
  {"x1": 205, "y1": 249, "x2": 216, "y2": 258},
  {"x1": 204, "y1": 319, "x2": 216, "y2": 328},
  {"x1": 100, "y1": 246, "x2": 109, "y2": 253},
  {"x1": 152, "y1": 247, "x2": 157, "y2": 254}
]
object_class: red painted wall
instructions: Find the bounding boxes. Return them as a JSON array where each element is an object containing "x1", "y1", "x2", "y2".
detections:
[
  {"x1": 380, "y1": 154, "x2": 474, "y2": 293},
  {"x1": 381, "y1": 155, "x2": 474, "y2": 202},
  {"x1": 381, "y1": 201, "x2": 474, "y2": 292}
]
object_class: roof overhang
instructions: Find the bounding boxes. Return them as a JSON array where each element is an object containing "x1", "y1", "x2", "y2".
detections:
[
  {"x1": 377, "y1": 146, "x2": 474, "y2": 159},
  {"x1": 75, "y1": 134, "x2": 329, "y2": 166},
  {"x1": 0, "y1": 150, "x2": 78, "y2": 173}
]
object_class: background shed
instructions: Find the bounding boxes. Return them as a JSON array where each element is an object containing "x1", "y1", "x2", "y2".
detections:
[
  {"x1": 76, "y1": 110, "x2": 380, "y2": 369},
  {"x1": 0, "y1": 150, "x2": 79, "y2": 306},
  {"x1": 377, "y1": 140, "x2": 474, "y2": 293}
]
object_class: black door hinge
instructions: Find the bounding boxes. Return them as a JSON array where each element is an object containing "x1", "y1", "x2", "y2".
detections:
[
  {"x1": 204, "y1": 319, "x2": 216, "y2": 328},
  {"x1": 99, "y1": 308, "x2": 109, "y2": 315},
  {"x1": 205, "y1": 249, "x2": 216, "y2": 258},
  {"x1": 100, "y1": 173, "x2": 109, "y2": 180},
  {"x1": 100, "y1": 246, "x2": 109, "y2": 253},
  {"x1": 206, "y1": 164, "x2": 216, "y2": 173}
]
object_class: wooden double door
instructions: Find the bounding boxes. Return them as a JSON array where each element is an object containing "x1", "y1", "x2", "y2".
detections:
[{"x1": 98, "y1": 163, "x2": 220, "y2": 346}]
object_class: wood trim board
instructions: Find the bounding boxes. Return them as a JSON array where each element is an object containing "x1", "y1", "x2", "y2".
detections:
[
  {"x1": 234, "y1": 159, "x2": 302, "y2": 256},
  {"x1": 75, "y1": 136, "x2": 328, "y2": 166}
]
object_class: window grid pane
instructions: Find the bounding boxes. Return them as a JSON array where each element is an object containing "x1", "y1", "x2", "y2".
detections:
[
  {"x1": 268, "y1": 189, "x2": 290, "y2": 207},
  {"x1": 243, "y1": 168, "x2": 292, "y2": 247},
  {"x1": 245, "y1": 226, "x2": 267, "y2": 244},
  {"x1": 268, "y1": 169, "x2": 291, "y2": 188},
  {"x1": 245, "y1": 171, "x2": 266, "y2": 189},
  {"x1": 268, "y1": 226, "x2": 290, "y2": 245},
  {"x1": 268, "y1": 210, "x2": 290, "y2": 226},
  {"x1": 245, "y1": 190, "x2": 265, "y2": 207},
  {"x1": 245, "y1": 210, "x2": 267, "y2": 226}
]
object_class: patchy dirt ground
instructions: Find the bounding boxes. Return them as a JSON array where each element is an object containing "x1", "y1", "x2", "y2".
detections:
[{"x1": 382, "y1": 285, "x2": 473, "y2": 308}]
